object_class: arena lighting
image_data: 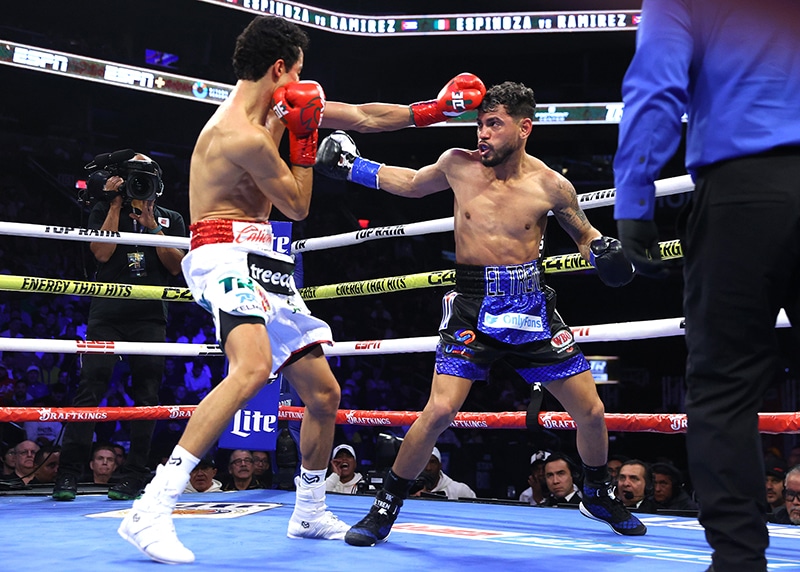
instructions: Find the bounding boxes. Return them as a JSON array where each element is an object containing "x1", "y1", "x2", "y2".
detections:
[
  {"x1": 145, "y1": 49, "x2": 180, "y2": 69},
  {"x1": 0, "y1": 40, "x2": 635, "y2": 125},
  {"x1": 196, "y1": 0, "x2": 641, "y2": 36}
]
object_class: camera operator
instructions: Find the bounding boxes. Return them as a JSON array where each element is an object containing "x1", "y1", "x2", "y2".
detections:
[{"x1": 53, "y1": 152, "x2": 186, "y2": 502}]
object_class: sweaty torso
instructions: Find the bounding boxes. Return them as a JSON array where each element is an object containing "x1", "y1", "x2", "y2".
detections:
[
  {"x1": 189, "y1": 101, "x2": 273, "y2": 224},
  {"x1": 444, "y1": 150, "x2": 558, "y2": 266}
]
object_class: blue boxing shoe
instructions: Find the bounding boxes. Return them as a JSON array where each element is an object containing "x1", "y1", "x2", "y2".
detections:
[
  {"x1": 344, "y1": 489, "x2": 403, "y2": 546},
  {"x1": 580, "y1": 481, "x2": 647, "y2": 536}
]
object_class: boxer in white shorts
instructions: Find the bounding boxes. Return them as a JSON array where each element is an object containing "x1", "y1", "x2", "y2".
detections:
[{"x1": 183, "y1": 218, "x2": 331, "y2": 373}]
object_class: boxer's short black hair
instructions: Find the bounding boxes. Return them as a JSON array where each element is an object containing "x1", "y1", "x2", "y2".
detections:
[
  {"x1": 233, "y1": 16, "x2": 310, "y2": 81},
  {"x1": 480, "y1": 81, "x2": 536, "y2": 120}
]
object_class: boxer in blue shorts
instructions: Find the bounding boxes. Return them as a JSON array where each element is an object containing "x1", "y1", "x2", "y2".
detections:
[
  {"x1": 316, "y1": 81, "x2": 646, "y2": 545},
  {"x1": 437, "y1": 262, "x2": 589, "y2": 384}
]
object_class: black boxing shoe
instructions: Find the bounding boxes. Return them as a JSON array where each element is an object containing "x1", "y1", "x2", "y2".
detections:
[
  {"x1": 344, "y1": 489, "x2": 403, "y2": 547},
  {"x1": 108, "y1": 472, "x2": 149, "y2": 501},
  {"x1": 580, "y1": 480, "x2": 647, "y2": 536}
]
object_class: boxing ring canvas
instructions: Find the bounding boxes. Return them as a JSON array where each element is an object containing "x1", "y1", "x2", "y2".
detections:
[{"x1": 3, "y1": 488, "x2": 800, "y2": 571}]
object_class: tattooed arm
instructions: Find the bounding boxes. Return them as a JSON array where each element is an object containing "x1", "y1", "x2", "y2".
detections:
[{"x1": 549, "y1": 172, "x2": 603, "y2": 264}]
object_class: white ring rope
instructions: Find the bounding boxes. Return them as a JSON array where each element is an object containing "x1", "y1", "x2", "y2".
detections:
[
  {"x1": 0, "y1": 175, "x2": 693, "y2": 254},
  {"x1": 293, "y1": 174, "x2": 693, "y2": 252},
  {"x1": 292, "y1": 217, "x2": 454, "y2": 253},
  {"x1": 0, "y1": 222, "x2": 188, "y2": 249},
  {"x1": 0, "y1": 310, "x2": 789, "y2": 357}
]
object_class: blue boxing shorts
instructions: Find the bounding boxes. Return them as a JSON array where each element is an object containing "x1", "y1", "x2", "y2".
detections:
[
  {"x1": 435, "y1": 260, "x2": 589, "y2": 385},
  {"x1": 182, "y1": 219, "x2": 332, "y2": 376}
]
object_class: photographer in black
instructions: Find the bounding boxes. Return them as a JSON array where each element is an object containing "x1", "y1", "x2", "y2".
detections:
[{"x1": 53, "y1": 151, "x2": 186, "y2": 501}]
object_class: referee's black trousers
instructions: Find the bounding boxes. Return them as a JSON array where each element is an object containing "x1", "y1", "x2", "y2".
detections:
[{"x1": 684, "y1": 150, "x2": 800, "y2": 572}]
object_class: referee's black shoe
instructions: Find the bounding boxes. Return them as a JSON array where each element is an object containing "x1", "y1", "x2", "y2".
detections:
[
  {"x1": 52, "y1": 472, "x2": 78, "y2": 501},
  {"x1": 108, "y1": 472, "x2": 150, "y2": 501}
]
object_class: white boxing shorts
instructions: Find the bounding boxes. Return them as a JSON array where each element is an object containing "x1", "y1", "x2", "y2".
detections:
[{"x1": 182, "y1": 219, "x2": 332, "y2": 375}]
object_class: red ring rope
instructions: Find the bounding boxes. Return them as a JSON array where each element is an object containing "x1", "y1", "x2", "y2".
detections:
[{"x1": 2, "y1": 406, "x2": 799, "y2": 434}]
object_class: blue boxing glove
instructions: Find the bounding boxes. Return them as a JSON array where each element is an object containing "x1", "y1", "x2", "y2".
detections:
[
  {"x1": 314, "y1": 130, "x2": 383, "y2": 189},
  {"x1": 589, "y1": 236, "x2": 635, "y2": 287}
]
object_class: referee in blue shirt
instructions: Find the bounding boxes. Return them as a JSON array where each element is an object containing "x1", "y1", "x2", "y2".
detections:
[{"x1": 612, "y1": 1, "x2": 800, "y2": 570}]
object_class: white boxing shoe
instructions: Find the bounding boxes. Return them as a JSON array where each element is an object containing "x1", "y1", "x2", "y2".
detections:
[
  {"x1": 118, "y1": 507, "x2": 195, "y2": 564},
  {"x1": 287, "y1": 481, "x2": 350, "y2": 540},
  {"x1": 287, "y1": 509, "x2": 350, "y2": 540},
  {"x1": 118, "y1": 463, "x2": 194, "y2": 564}
]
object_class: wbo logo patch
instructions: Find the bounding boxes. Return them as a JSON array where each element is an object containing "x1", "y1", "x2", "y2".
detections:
[{"x1": 550, "y1": 328, "x2": 575, "y2": 353}]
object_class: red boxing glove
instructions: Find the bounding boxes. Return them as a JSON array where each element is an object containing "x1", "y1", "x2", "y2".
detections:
[
  {"x1": 272, "y1": 80, "x2": 326, "y2": 166},
  {"x1": 411, "y1": 72, "x2": 486, "y2": 127}
]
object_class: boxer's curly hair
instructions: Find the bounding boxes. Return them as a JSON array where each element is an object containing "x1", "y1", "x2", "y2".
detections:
[
  {"x1": 480, "y1": 81, "x2": 536, "y2": 120},
  {"x1": 232, "y1": 16, "x2": 309, "y2": 81}
]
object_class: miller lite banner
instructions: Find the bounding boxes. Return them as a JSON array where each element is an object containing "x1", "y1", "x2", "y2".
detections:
[
  {"x1": 219, "y1": 375, "x2": 281, "y2": 450},
  {"x1": 219, "y1": 221, "x2": 292, "y2": 451},
  {"x1": 269, "y1": 221, "x2": 293, "y2": 256}
]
